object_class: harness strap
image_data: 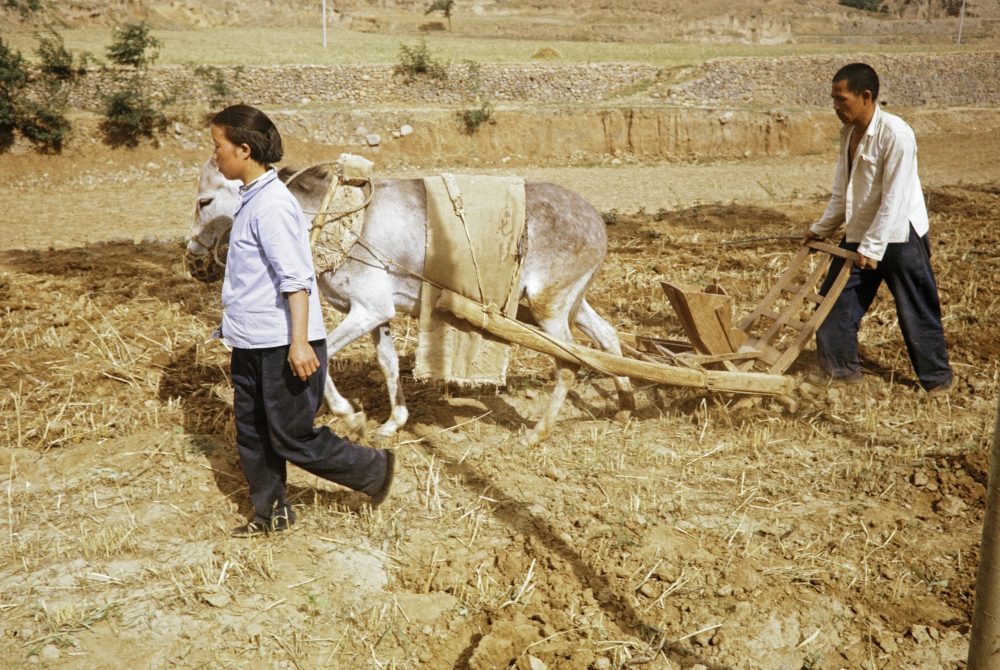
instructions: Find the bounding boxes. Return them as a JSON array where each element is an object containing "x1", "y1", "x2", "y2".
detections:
[{"x1": 440, "y1": 173, "x2": 487, "y2": 306}]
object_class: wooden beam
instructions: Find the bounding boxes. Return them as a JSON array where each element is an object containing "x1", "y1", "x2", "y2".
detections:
[{"x1": 436, "y1": 289, "x2": 795, "y2": 397}]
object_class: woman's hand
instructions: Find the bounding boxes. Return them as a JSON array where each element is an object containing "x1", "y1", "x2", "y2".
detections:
[{"x1": 288, "y1": 340, "x2": 319, "y2": 381}]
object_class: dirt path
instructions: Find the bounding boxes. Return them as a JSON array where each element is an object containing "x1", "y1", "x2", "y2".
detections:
[{"x1": 1, "y1": 128, "x2": 996, "y2": 251}]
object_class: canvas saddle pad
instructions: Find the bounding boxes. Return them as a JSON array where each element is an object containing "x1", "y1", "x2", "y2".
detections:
[{"x1": 415, "y1": 173, "x2": 527, "y2": 385}]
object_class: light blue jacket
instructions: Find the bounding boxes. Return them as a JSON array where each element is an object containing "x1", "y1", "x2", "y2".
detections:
[{"x1": 218, "y1": 170, "x2": 327, "y2": 349}]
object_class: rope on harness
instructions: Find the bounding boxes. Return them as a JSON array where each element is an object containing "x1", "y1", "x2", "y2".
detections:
[{"x1": 440, "y1": 172, "x2": 487, "y2": 306}]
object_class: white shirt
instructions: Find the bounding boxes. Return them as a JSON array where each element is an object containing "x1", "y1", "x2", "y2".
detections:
[
  {"x1": 811, "y1": 105, "x2": 929, "y2": 261},
  {"x1": 218, "y1": 170, "x2": 327, "y2": 349}
]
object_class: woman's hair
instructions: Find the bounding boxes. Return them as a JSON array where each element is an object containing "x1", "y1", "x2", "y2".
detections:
[{"x1": 211, "y1": 104, "x2": 283, "y2": 164}]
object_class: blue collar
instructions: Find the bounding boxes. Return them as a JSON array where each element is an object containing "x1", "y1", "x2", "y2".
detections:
[{"x1": 240, "y1": 169, "x2": 278, "y2": 206}]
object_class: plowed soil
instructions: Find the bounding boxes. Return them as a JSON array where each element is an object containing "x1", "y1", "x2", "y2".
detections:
[{"x1": 2, "y1": 92, "x2": 1000, "y2": 670}]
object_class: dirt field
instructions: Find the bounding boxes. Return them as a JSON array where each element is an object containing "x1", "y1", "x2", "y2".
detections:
[
  {"x1": 3, "y1": 8, "x2": 1000, "y2": 669},
  {"x1": 2, "y1": 118, "x2": 999, "y2": 669}
]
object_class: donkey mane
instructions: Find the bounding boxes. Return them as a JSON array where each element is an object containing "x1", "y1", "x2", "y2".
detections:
[{"x1": 277, "y1": 164, "x2": 333, "y2": 200}]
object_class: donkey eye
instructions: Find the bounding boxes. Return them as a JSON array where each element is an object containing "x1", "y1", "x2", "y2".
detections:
[{"x1": 198, "y1": 198, "x2": 213, "y2": 209}]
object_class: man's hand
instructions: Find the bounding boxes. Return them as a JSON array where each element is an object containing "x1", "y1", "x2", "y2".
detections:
[
  {"x1": 288, "y1": 340, "x2": 320, "y2": 381},
  {"x1": 855, "y1": 253, "x2": 878, "y2": 270},
  {"x1": 802, "y1": 230, "x2": 821, "y2": 246}
]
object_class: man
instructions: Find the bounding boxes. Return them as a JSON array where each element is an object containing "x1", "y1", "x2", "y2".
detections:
[{"x1": 804, "y1": 62, "x2": 954, "y2": 395}]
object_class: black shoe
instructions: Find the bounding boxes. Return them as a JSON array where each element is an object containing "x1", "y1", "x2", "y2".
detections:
[
  {"x1": 370, "y1": 449, "x2": 395, "y2": 508},
  {"x1": 926, "y1": 375, "x2": 957, "y2": 398},
  {"x1": 230, "y1": 515, "x2": 294, "y2": 538},
  {"x1": 805, "y1": 369, "x2": 863, "y2": 386}
]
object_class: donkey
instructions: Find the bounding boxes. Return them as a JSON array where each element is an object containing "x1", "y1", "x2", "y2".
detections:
[{"x1": 185, "y1": 159, "x2": 634, "y2": 446}]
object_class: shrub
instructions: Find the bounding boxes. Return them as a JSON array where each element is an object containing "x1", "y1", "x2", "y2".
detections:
[
  {"x1": 838, "y1": 0, "x2": 884, "y2": 11},
  {"x1": 100, "y1": 82, "x2": 166, "y2": 147},
  {"x1": 193, "y1": 64, "x2": 235, "y2": 108},
  {"x1": 396, "y1": 37, "x2": 447, "y2": 80},
  {"x1": 460, "y1": 103, "x2": 494, "y2": 134},
  {"x1": 19, "y1": 95, "x2": 71, "y2": 153},
  {"x1": 35, "y1": 29, "x2": 80, "y2": 81},
  {"x1": 101, "y1": 21, "x2": 168, "y2": 147},
  {"x1": 425, "y1": 0, "x2": 455, "y2": 31},
  {"x1": 0, "y1": 38, "x2": 28, "y2": 151},
  {"x1": 459, "y1": 61, "x2": 494, "y2": 134},
  {"x1": 0, "y1": 35, "x2": 72, "y2": 153},
  {"x1": 106, "y1": 22, "x2": 161, "y2": 69}
]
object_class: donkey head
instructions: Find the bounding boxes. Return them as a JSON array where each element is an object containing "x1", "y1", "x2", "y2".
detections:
[{"x1": 184, "y1": 159, "x2": 242, "y2": 283}]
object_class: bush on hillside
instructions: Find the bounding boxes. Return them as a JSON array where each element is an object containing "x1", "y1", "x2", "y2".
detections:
[
  {"x1": 459, "y1": 60, "x2": 494, "y2": 134},
  {"x1": 192, "y1": 64, "x2": 237, "y2": 108},
  {"x1": 0, "y1": 38, "x2": 28, "y2": 151},
  {"x1": 100, "y1": 81, "x2": 167, "y2": 148},
  {"x1": 106, "y1": 22, "x2": 161, "y2": 69},
  {"x1": 101, "y1": 21, "x2": 169, "y2": 148},
  {"x1": 396, "y1": 37, "x2": 447, "y2": 80},
  {"x1": 36, "y1": 28, "x2": 79, "y2": 81},
  {"x1": 0, "y1": 34, "x2": 73, "y2": 153},
  {"x1": 18, "y1": 95, "x2": 72, "y2": 153},
  {"x1": 838, "y1": 0, "x2": 885, "y2": 11}
]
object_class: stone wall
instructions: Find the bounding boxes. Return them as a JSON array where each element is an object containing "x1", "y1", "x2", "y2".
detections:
[
  {"x1": 660, "y1": 52, "x2": 1000, "y2": 109},
  {"x1": 63, "y1": 52, "x2": 1000, "y2": 115},
  {"x1": 63, "y1": 63, "x2": 660, "y2": 112}
]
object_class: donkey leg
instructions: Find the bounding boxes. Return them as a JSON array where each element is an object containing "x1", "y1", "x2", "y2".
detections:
[
  {"x1": 575, "y1": 299, "x2": 635, "y2": 414},
  {"x1": 520, "y1": 317, "x2": 579, "y2": 447},
  {"x1": 322, "y1": 307, "x2": 388, "y2": 433},
  {"x1": 371, "y1": 323, "x2": 409, "y2": 438}
]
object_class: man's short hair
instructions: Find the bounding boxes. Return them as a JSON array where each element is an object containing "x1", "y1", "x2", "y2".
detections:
[{"x1": 833, "y1": 63, "x2": 879, "y2": 102}]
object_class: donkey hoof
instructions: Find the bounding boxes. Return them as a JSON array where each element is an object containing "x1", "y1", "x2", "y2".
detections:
[
  {"x1": 517, "y1": 430, "x2": 543, "y2": 449},
  {"x1": 613, "y1": 409, "x2": 632, "y2": 425},
  {"x1": 374, "y1": 423, "x2": 400, "y2": 440},
  {"x1": 343, "y1": 410, "x2": 368, "y2": 434}
]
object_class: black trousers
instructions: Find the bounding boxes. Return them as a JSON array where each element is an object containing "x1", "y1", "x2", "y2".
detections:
[
  {"x1": 816, "y1": 226, "x2": 953, "y2": 390},
  {"x1": 231, "y1": 340, "x2": 387, "y2": 524}
]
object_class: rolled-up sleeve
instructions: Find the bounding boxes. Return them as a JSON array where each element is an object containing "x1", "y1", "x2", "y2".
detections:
[
  {"x1": 256, "y1": 200, "x2": 315, "y2": 296},
  {"x1": 220, "y1": 172, "x2": 327, "y2": 349}
]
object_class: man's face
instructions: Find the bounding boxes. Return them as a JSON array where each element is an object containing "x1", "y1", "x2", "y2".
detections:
[{"x1": 830, "y1": 79, "x2": 872, "y2": 127}]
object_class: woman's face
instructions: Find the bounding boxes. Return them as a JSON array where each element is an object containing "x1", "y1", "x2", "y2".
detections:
[{"x1": 210, "y1": 124, "x2": 250, "y2": 182}]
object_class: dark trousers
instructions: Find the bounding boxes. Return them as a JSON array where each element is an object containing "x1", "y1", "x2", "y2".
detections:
[
  {"x1": 231, "y1": 340, "x2": 387, "y2": 524},
  {"x1": 816, "y1": 226, "x2": 952, "y2": 390}
]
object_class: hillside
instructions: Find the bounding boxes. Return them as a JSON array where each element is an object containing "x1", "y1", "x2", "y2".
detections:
[{"x1": 3, "y1": 0, "x2": 999, "y2": 42}]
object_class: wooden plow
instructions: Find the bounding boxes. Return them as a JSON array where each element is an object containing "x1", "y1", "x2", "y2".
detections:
[{"x1": 438, "y1": 240, "x2": 859, "y2": 407}]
